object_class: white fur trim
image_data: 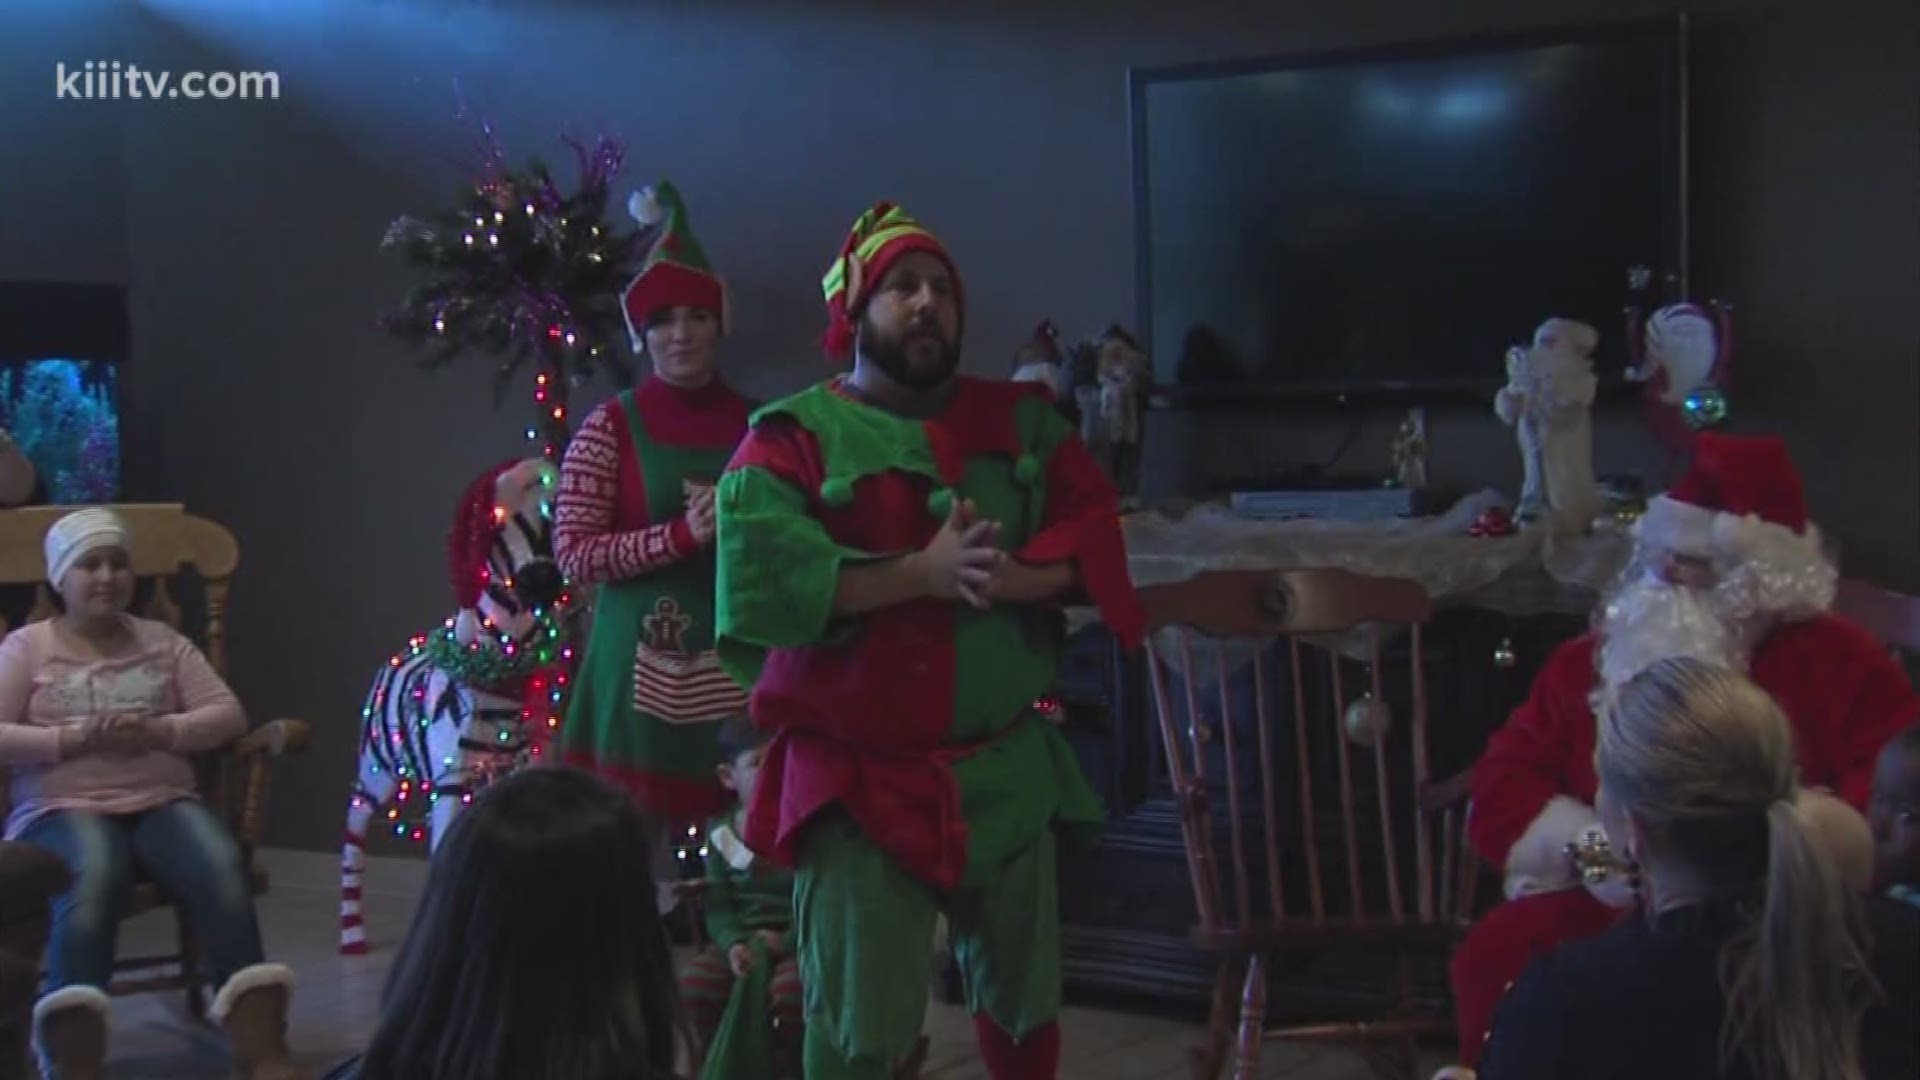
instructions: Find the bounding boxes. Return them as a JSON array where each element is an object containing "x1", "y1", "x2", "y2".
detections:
[
  {"x1": 33, "y1": 985, "x2": 109, "y2": 1026},
  {"x1": 1431, "y1": 1068, "x2": 1478, "y2": 1080},
  {"x1": 1638, "y1": 495, "x2": 1827, "y2": 573},
  {"x1": 209, "y1": 963, "x2": 295, "y2": 1023},
  {"x1": 1636, "y1": 496, "x2": 1717, "y2": 558},
  {"x1": 709, "y1": 820, "x2": 755, "y2": 871},
  {"x1": 1500, "y1": 796, "x2": 1599, "y2": 901}
]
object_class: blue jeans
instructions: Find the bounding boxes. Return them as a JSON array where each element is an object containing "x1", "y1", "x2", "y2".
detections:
[{"x1": 18, "y1": 798, "x2": 265, "y2": 994}]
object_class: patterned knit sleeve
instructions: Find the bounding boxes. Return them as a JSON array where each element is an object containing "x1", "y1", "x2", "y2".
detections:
[
  {"x1": 555, "y1": 400, "x2": 696, "y2": 586},
  {"x1": 158, "y1": 627, "x2": 246, "y2": 752},
  {"x1": 0, "y1": 627, "x2": 62, "y2": 764},
  {"x1": 713, "y1": 420, "x2": 864, "y2": 690}
]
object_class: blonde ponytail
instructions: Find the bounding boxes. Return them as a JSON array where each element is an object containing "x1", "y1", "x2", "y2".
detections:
[
  {"x1": 1599, "y1": 658, "x2": 1872, "y2": 1080},
  {"x1": 1717, "y1": 798, "x2": 1868, "y2": 1080}
]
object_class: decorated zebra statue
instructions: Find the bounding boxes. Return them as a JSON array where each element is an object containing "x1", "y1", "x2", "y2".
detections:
[{"x1": 340, "y1": 457, "x2": 574, "y2": 954}]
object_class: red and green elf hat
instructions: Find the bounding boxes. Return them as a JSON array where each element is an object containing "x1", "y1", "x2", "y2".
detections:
[
  {"x1": 819, "y1": 200, "x2": 964, "y2": 360},
  {"x1": 621, "y1": 181, "x2": 727, "y2": 352}
]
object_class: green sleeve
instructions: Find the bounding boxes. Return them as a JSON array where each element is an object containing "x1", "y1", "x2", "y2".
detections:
[
  {"x1": 714, "y1": 464, "x2": 862, "y2": 689},
  {"x1": 703, "y1": 848, "x2": 748, "y2": 951}
]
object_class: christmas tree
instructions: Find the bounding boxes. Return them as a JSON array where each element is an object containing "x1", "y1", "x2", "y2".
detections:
[{"x1": 381, "y1": 125, "x2": 640, "y2": 458}]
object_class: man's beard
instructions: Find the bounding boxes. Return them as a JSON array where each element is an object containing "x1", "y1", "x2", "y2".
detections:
[
  {"x1": 859, "y1": 313, "x2": 960, "y2": 391},
  {"x1": 1594, "y1": 569, "x2": 1764, "y2": 709}
]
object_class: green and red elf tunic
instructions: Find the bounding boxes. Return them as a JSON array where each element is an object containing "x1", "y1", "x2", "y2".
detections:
[{"x1": 714, "y1": 374, "x2": 1146, "y2": 891}]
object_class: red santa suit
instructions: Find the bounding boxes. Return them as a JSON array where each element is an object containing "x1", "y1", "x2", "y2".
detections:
[{"x1": 1449, "y1": 434, "x2": 1919, "y2": 1068}]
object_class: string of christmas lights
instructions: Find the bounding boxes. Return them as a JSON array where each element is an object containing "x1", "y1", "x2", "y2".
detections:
[{"x1": 361, "y1": 599, "x2": 580, "y2": 844}]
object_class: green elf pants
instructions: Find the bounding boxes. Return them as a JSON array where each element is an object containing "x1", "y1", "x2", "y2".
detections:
[{"x1": 795, "y1": 813, "x2": 1061, "y2": 1080}]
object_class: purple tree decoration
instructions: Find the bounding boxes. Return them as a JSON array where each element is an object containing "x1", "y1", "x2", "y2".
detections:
[{"x1": 380, "y1": 116, "x2": 641, "y2": 459}]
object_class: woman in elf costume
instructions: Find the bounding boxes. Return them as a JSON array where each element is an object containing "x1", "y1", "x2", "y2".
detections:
[
  {"x1": 715, "y1": 201, "x2": 1146, "y2": 1080},
  {"x1": 555, "y1": 181, "x2": 752, "y2": 838}
]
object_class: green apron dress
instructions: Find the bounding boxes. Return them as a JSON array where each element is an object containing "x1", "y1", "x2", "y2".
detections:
[{"x1": 559, "y1": 389, "x2": 747, "y2": 824}]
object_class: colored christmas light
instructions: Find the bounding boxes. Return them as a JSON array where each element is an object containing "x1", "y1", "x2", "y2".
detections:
[{"x1": 362, "y1": 595, "x2": 579, "y2": 845}]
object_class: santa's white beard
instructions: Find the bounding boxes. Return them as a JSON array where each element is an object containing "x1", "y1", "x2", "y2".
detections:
[{"x1": 1594, "y1": 571, "x2": 1765, "y2": 709}]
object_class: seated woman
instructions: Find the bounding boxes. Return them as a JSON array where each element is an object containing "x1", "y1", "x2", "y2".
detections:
[
  {"x1": 1480, "y1": 657, "x2": 1916, "y2": 1080},
  {"x1": 0, "y1": 509, "x2": 300, "y2": 1078},
  {"x1": 329, "y1": 766, "x2": 690, "y2": 1080}
]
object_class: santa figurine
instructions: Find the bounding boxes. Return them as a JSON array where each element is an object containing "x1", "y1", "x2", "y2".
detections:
[
  {"x1": 1442, "y1": 433, "x2": 1919, "y2": 1075},
  {"x1": 1085, "y1": 325, "x2": 1151, "y2": 510},
  {"x1": 1009, "y1": 318, "x2": 1078, "y2": 426},
  {"x1": 1493, "y1": 318, "x2": 1604, "y2": 534}
]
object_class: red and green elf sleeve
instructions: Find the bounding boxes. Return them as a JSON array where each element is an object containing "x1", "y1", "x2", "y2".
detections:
[
  {"x1": 712, "y1": 434, "x2": 868, "y2": 692},
  {"x1": 1005, "y1": 397, "x2": 1147, "y2": 651}
]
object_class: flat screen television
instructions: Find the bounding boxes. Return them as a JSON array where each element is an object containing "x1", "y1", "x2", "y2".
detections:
[
  {"x1": 1131, "y1": 17, "x2": 1687, "y2": 399},
  {"x1": 0, "y1": 283, "x2": 126, "y2": 504}
]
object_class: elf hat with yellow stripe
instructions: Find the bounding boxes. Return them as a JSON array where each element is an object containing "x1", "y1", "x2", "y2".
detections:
[
  {"x1": 621, "y1": 181, "x2": 727, "y2": 353},
  {"x1": 820, "y1": 200, "x2": 963, "y2": 360}
]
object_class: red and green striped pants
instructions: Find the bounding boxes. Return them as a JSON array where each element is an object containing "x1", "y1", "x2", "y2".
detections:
[{"x1": 679, "y1": 945, "x2": 804, "y2": 1048}]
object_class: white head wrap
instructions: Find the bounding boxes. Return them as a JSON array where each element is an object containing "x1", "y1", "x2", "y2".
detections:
[{"x1": 45, "y1": 508, "x2": 130, "y2": 585}]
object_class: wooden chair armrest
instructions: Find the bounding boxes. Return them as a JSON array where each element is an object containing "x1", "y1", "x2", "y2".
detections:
[
  {"x1": 234, "y1": 719, "x2": 312, "y2": 758},
  {"x1": 228, "y1": 720, "x2": 310, "y2": 852}
]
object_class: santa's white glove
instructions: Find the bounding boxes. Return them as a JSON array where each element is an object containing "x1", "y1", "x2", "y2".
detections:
[{"x1": 1501, "y1": 796, "x2": 1603, "y2": 900}]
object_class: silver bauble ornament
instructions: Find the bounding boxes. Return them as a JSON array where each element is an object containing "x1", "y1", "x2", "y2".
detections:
[
  {"x1": 1493, "y1": 637, "x2": 1518, "y2": 669},
  {"x1": 1342, "y1": 694, "x2": 1393, "y2": 746}
]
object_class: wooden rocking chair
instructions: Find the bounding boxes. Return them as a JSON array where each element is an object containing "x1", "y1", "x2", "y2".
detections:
[
  {"x1": 1137, "y1": 568, "x2": 1477, "y2": 1080},
  {"x1": 0, "y1": 504, "x2": 312, "y2": 1020}
]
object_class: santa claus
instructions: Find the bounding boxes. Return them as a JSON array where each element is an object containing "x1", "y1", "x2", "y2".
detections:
[{"x1": 1445, "y1": 432, "x2": 1918, "y2": 1071}]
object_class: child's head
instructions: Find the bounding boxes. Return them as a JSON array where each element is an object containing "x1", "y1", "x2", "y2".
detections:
[
  {"x1": 715, "y1": 714, "x2": 771, "y2": 806},
  {"x1": 1869, "y1": 725, "x2": 1920, "y2": 889}
]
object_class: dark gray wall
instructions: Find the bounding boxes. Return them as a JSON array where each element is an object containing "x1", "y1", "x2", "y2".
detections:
[{"x1": 3, "y1": 0, "x2": 1914, "y2": 852}]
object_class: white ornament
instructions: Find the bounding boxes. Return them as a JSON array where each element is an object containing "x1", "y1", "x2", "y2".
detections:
[{"x1": 1342, "y1": 694, "x2": 1393, "y2": 747}]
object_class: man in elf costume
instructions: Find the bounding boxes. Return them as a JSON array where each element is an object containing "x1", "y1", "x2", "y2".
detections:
[
  {"x1": 713, "y1": 201, "x2": 1147, "y2": 1080},
  {"x1": 1446, "y1": 432, "x2": 1918, "y2": 1073}
]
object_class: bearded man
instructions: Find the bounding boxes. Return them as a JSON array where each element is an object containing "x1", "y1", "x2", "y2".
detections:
[
  {"x1": 1448, "y1": 432, "x2": 1918, "y2": 1068},
  {"x1": 713, "y1": 201, "x2": 1145, "y2": 1079}
]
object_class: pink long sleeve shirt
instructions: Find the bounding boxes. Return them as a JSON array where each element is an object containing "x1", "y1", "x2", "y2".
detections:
[{"x1": 0, "y1": 616, "x2": 245, "y2": 838}]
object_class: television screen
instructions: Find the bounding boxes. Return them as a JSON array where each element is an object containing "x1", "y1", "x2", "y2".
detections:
[
  {"x1": 1133, "y1": 19, "x2": 1684, "y2": 395},
  {"x1": 0, "y1": 284, "x2": 125, "y2": 505}
]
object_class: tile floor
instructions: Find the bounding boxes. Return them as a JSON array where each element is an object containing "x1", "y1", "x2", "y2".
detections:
[{"x1": 97, "y1": 849, "x2": 1446, "y2": 1078}]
